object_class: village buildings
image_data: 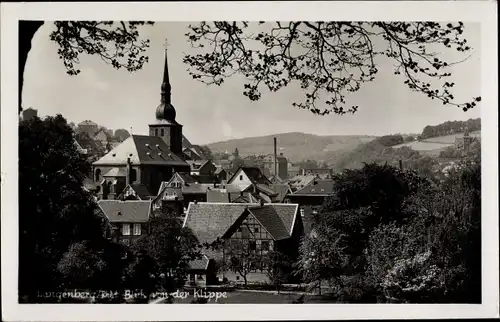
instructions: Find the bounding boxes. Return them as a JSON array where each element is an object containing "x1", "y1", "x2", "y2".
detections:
[
  {"x1": 92, "y1": 49, "x2": 191, "y2": 198},
  {"x1": 182, "y1": 202, "x2": 303, "y2": 285},
  {"x1": 88, "y1": 47, "x2": 339, "y2": 287}
]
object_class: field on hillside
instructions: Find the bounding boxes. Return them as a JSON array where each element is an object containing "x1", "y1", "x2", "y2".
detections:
[
  {"x1": 392, "y1": 131, "x2": 481, "y2": 153},
  {"x1": 206, "y1": 132, "x2": 377, "y2": 163}
]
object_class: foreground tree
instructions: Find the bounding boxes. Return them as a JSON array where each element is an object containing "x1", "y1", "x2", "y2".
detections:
[
  {"x1": 21, "y1": 21, "x2": 479, "y2": 117},
  {"x1": 184, "y1": 22, "x2": 481, "y2": 115},
  {"x1": 224, "y1": 239, "x2": 260, "y2": 286},
  {"x1": 57, "y1": 239, "x2": 126, "y2": 303},
  {"x1": 19, "y1": 21, "x2": 154, "y2": 112},
  {"x1": 262, "y1": 250, "x2": 293, "y2": 294},
  {"x1": 19, "y1": 114, "x2": 108, "y2": 302},
  {"x1": 134, "y1": 209, "x2": 201, "y2": 296},
  {"x1": 297, "y1": 163, "x2": 431, "y2": 302}
]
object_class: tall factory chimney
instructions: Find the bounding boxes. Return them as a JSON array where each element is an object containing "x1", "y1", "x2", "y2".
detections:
[{"x1": 274, "y1": 137, "x2": 278, "y2": 177}]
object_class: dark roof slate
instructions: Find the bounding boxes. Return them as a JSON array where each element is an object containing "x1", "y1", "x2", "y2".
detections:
[
  {"x1": 98, "y1": 200, "x2": 151, "y2": 223},
  {"x1": 94, "y1": 135, "x2": 188, "y2": 166},
  {"x1": 248, "y1": 206, "x2": 289, "y2": 240}
]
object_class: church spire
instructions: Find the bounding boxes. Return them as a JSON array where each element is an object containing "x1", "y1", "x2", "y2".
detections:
[
  {"x1": 155, "y1": 44, "x2": 176, "y2": 123},
  {"x1": 160, "y1": 47, "x2": 172, "y2": 104}
]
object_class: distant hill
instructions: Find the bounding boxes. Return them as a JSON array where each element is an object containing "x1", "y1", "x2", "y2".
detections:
[{"x1": 205, "y1": 132, "x2": 377, "y2": 163}]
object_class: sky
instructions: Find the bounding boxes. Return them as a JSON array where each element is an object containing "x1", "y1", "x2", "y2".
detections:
[{"x1": 23, "y1": 22, "x2": 481, "y2": 145}]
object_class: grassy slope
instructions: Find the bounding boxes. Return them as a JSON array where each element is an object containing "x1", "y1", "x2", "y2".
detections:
[{"x1": 205, "y1": 132, "x2": 377, "y2": 163}]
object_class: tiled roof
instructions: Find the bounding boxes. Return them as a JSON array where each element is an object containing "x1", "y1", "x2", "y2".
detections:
[
  {"x1": 102, "y1": 167, "x2": 127, "y2": 177},
  {"x1": 93, "y1": 135, "x2": 188, "y2": 166},
  {"x1": 293, "y1": 179, "x2": 335, "y2": 195},
  {"x1": 186, "y1": 160, "x2": 209, "y2": 170},
  {"x1": 129, "y1": 183, "x2": 153, "y2": 199},
  {"x1": 183, "y1": 183, "x2": 214, "y2": 194},
  {"x1": 176, "y1": 172, "x2": 198, "y2": 184},
  {"x1": 214, "y1": 167, "x2": 226, "y2": 175},
  {"x1": 248, "y1": 206, "x2": 289, "y2": 240},
  {"x1": 288, "y1": 174, "x2": 318, "y2": 187},
  {"x1": 187, "y1": 255, "x2": 210, "y2": 271},
  {"x1": 98, "y1": 200, "x2": 151, "y2": 223},
  {"x1": 183, "y1": 203, "x2": 249, "y2": 244},
  {"x1": 183, "y1": 202, "x2": 299, "y2": 244},
  {"x1": 271, "y1": 184, "x2": 291, "y2": 202},
  {"x1": 255, "y1": 184, "x2": 278, "y2": 196},
  {"x1": 229, "y1": 167, "x2": 272, "y2": 185}
]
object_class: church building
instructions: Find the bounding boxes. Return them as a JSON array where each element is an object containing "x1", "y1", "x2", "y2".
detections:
[{"x1": 93, "y1": 49, "x2": 190, "y2": 199}]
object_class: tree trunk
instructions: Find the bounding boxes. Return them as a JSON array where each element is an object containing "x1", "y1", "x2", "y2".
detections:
[{"x1": 19, "y1": 21, "x2": 44, "y2": 114}]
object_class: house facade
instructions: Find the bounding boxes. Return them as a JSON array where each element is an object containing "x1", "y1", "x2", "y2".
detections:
[
  {"x1": 183, "y1": 202, "x2": 303, "y2": 285},
  {"x1": 98, "y1": 200, "x2": 151, "y2": 246},
  {"x1": 286, "y1": 179, "x2": 335, "y2": 234},
  {"x1": 77, "y1": 120, "x2": 99, "y2": 137},
  {"x1": 187, "y1": 160, "x2": 216, "y2": 176}
]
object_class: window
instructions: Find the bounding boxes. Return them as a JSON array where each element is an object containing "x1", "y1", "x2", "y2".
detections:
[
  {"x1": 254, "y1": 227, "x2": 259, "y2": 233},
  {"x1": 236, "y1": 276, "x2": 240, "y2": 281},
  {"x1": 130, "y1": 169, "x2": 137, "y2": 183},
  {"x1": 249, "y1": 241, "x2": 256, "y2": 251},
  {"x1": 155, "y1": 129, "x2": 158, "y2": 136},
  {"x1": 161, "y1": 129, "x2": 165, "y2": 136},
  {"x1": 95, "y1": 169, "x2": 101, "y2": 182},
  {"x1": 122, "y1": 224, "x2": 131, "y2": 236},
  {"x1": 300, "y1": 208, "x2": 305, "y2": 218},
  {"x1": 133, "y1": 224, "x2": 141, "y2": 236},
  {"x1": 261, "y1": 241, "x2": 270, "y2": 251},
  {"x1": 239, "y1": 175, "x2": 243, "y2": 181}
]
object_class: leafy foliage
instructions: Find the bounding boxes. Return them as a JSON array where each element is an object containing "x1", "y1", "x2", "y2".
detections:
[
  {"x1": 262, "y1": 250, "x2": 293, "y2": 293},
  {"x1": 49, "y1": 21, "x2": 154, "y2": 75},
  {"x1": 184, "y1": 22, "x2": 480, "y2": 115},
  {"x1": 223, "y1": 239, "x2": 260, "y2": 285},
  {"x1": 19, "y1": 115, "x2": 108, "y2": 301},
  {"x1": 297, "y1": 161, "x2": 481, "y2": 303},
  {"x1": 421, "y1": 118, "x2": 480, "y2": 139},
  {"x1": 134, "y1": 209, "x2": 201, "y2": 293},
  {"x1": 57, "y1": 239, "x2": 126, "y2": 295},
  {"x1": 376, "y1": 134, "x2": 404, "y2": 147}
]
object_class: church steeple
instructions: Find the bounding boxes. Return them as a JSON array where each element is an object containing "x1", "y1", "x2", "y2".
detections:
[
  {"x1": 155, "y1": 48, "x2": 177, "y2": 123},
  {"x1": 150, "y1": 45, "x2": 183, "y2": 156},
  {"x1": 160, "y1": 48, "x2": 172, "y2": 105}
]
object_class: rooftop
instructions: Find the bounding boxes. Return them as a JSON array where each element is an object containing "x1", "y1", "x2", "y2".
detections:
[
  {"x1": 98, "y1": 200, "x2": 151, "y2": 223},
  {"x1": 93, "y1": 135, "x2": 188, "y2": 166}
]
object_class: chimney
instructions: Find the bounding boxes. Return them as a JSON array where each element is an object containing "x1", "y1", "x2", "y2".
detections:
[
  {"x1": 399, "y1": 159, "x2": 403, "y2": 170},
  {"x1": 301, "y1": 168, "x2": 306, "y2": 176},
  {"x1": 126, "y1": 157, "x2": 132, "y2": 186},
  {"x1": 273, "y1": 137, "x2": 278, "y2": 177}
]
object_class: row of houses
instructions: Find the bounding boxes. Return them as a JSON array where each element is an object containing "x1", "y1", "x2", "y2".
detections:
[
  {"x1": 91, "y1": 165, "x2": 334, "y2": 286},
  {"x1": 83, "y1": 48, "x2": 336, "y2": 286}
]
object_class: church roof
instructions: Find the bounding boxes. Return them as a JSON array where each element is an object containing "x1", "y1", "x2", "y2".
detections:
[{"x1": 93, "y1": 135, "x2": 188, "y2": 166}]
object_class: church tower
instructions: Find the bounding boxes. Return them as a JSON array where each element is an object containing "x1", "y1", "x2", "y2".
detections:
[{"x1": 149, "y1": 48, "x2": 183, "y2": 155}]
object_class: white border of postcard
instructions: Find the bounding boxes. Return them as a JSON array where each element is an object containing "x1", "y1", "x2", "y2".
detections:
[{"x1": 1, "y1": 1, "x2": 498, "y2": 320}]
